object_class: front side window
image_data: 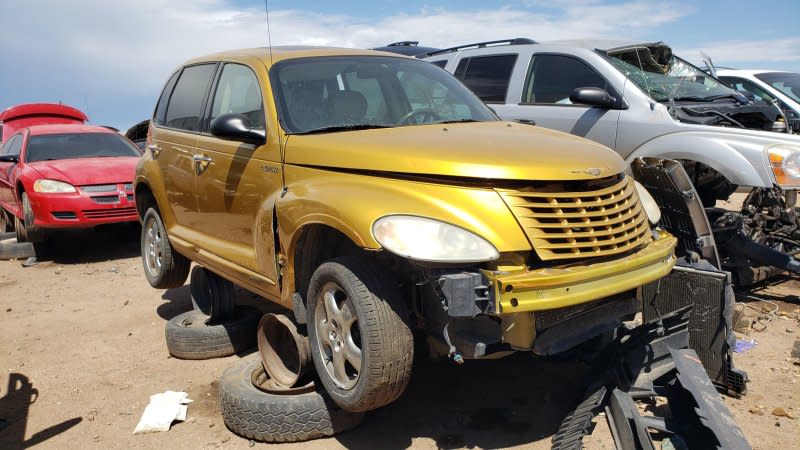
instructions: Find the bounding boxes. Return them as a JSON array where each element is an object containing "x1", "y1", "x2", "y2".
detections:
[
  {"x1": 720, "y1": 77, "x2": 776, "y2": 103},
  {"x1": 605, "y1": 47, "x2": 736, "y2": 103},
  {"x1": 523, "y1": 54, "x2": 608, "y2": 104},
  {"x1": 164, "y1": 64, "x2": 217, "y2": 131},
  {"x1": 271, "y1": 56, "x2": 496, "y2": 134},
  {"x1": 26, "y1": 133, "x2": 141, "y2": 162},
  {"x1": 209, "y1": 64, "x2": 265, "y2": 129},
  {"x1": 453, "y1": 54, "x2": 517, "y2": 103},
  {"x1": 754, "y1": 72, "x2": 800, "y2": 103},
  {"x1": 1, "y1": 134, "x2": 23, "y2": 156}
]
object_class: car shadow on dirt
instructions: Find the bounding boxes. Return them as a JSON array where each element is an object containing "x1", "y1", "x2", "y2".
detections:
[
  {"x1": 23, "y1": 225, "x2": 140, "y2": 265},
  {"x1": 335, "y1": 354, "x2": 589, "y2": 450},
  {"x1": 0, "y1": 372, "x2": 82, "y2": 449}
]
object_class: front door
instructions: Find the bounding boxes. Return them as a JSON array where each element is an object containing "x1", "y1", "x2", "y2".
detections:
[{"x1": 497, "y1": 53, "x2": 621, "y2": 149}]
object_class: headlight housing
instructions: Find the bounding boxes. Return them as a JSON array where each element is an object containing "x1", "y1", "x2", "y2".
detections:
[
  {"x1": 33, "y1": 179, "x2": 76, "y2": 193},
  {"x1": 372, "y1": 215, "x2": 499, "y2": 263},
  {"x1": 633, "y1": 180, "x2": 662, "y2": 225},
  {"x1": 767, "y1": 145, "x2": 800, "y2": 187}
]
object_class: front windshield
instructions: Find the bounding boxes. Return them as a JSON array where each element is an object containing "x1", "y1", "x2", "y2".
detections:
[
  {"x1": 26, "y1": 133, "x2": 141, "y2": 162},
  {"x1": 604, "y1": 47, "x2": 737, "y2": 103},
  {"x1": 754, "y1": 72, "x2": 800, "y2": 103},
  {"x1": 271, "y1": 55, "x2": 497, "y2": 134}
]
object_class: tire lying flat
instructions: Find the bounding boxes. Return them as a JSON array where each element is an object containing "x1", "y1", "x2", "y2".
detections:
[
  {"x1": 220, "y1": 357, "x2": 364, "y2": 443},
  {"x1": 165, "y1": 309, "x2": 260, "y2": 360},
  {"x1": 0, "y1": 235, "x2": 35, "y2": 260}
]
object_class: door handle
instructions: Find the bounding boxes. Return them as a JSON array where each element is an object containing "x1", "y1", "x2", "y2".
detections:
[
  {"x1": 147, "y1": 144, "x2": 162, "y2": 158},
  {"x1": 192, "y1": 154, "x2": 213, "y2": 175},
  {"x1": 515, "y1": 119, "x2": 536, "y2": 126}
]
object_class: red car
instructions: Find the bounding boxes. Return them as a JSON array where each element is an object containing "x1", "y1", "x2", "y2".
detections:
[{"x1": 0, "y1": 124, "x2": 141, "y2": 243}]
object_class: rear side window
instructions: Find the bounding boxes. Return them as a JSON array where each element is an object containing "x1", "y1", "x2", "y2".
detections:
[
  {"x1": 1, "y1": 134, "x2": 23, "y2": 156},
  {"x1": 523, "y1": 54, "x2": 608, "y2": 104},
  {"x1": 453, "y1": 54, "x2": 517, "y2": 103},
  {"x1": 164, "y1": 64, "x2": 217, "y2": 131},
  {"x1": 26, "y1": 133, "x2": 140, "y2": 162},
  {"x1": 429, "y1": 60, "x2": 447, "y2": 68},
  {"x1": 209, "y1": 64, "x2": 265, "y2": 130},
  {"x1": 153, "y1": 71, "x2": 180, "y2": 126}
]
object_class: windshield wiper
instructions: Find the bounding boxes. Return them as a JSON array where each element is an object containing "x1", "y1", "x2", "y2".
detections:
[
  {"x1": 296, "y1": 124, "x2": 394, "y2": 135},
  {"x1": 434, "y1": 119, "x2": 480, "y2": 124}
]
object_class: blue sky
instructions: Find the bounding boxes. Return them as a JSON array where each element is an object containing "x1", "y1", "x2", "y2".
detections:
[{"x1": 1, "y1": 0, "x2": 798, "y2": 131}]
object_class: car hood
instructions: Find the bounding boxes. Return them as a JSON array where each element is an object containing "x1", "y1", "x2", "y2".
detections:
[
  {"x1": 27, "y1": 157, "x2": 140, "y2": 186},
  {"x1": 284, "y1": 121, "x2": 626, "y2": 181}
]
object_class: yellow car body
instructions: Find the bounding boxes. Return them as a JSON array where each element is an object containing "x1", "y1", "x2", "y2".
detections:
[{"x1": 136, "y1": 46, "x2": 676, "y2": 357}]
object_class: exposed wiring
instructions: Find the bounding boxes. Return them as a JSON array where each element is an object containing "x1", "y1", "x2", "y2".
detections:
[{"x1": 737, "y1": 295, "x2": 780, "y2": 332}]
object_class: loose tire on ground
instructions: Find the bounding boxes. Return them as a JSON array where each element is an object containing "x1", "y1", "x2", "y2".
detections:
[
  {"x1": 141, "y1": 207, "x2": 190, "y2": 289},
  {"x1": 220, "y1": 357, "x2": 364, "y2": 443},
  {"x1": 0, "y1": 236, "x2": 35, "y2": 260},
  {"x1": 165, "y1": 309, "x2": 260, "y2": 360},
  {"x1": 306, "y1": 256, "x2": 414, "y2": 412}
]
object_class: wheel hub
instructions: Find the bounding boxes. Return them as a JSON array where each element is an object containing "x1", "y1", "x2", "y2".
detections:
[{"x1": 314, "y1": 284, "x2": 363, "y2": 390}]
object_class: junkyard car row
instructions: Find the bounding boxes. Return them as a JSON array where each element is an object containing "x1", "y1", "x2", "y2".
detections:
[{"x1": 1, "y1": 36, "x2": 799, "y2": 449}]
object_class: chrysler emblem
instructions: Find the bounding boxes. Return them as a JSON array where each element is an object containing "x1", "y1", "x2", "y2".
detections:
[{"x1": 572, "y1": 168, "x2": 603, "y2": 177}]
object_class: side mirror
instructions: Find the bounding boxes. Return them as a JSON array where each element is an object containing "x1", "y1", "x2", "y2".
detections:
[
  {"x1": 210, "y1": 113, "x2": 266, "y2": 146},
  {"x1": 569, "y1": 87, "x2": 616, "y2": 109},
  {"x1": 0, "y1": 154, "x2": 19, "y2": 163}
]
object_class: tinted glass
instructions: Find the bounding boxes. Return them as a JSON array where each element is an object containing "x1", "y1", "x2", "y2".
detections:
[
  {"x1": 453, "y1": 54, "x2": 517, "y2": 102},
  {"x1": 524, "y1": 55, "x2": 607, "y2": 104},
  {"x1": 154, "y1": 70, "x2": 180, "y2": 126},
  {"x1": 430, "y1": 60, "x2": 447, "y2": 68},
  {"x1": 754, "y1": 72, "x2": 800, "y2": 103},
  {"x1": 271, "y1": 56, "x2": 496, "y2": 134},
  {"x1": 210, "y1": 64, "x2": 265, "y2": 129},
  {"x1": 26, "y1": 133, "x2": 141, "y2": 162},
  {"x1": 1, "y1": 134, "x2": 22, "y2": 156},
  {"x1": 720, "y1": 77, "x2": 776, "y2": 103},
  {"x1": 165, "y1": 64, "x2": 217, "y2": 131}
]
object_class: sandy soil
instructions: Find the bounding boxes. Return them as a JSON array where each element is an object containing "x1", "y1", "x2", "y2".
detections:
[{"x1": 0, "y1": 227, "x2": 798, "y2": 450}]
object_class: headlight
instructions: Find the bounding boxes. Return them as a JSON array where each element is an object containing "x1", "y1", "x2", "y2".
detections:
[
  {"x1": 33, "y1": 179, "x2": 76, "y2": 193},
  {"x1": 633, "y1": 180, "x2": 661, "y2": 225},
  {"x1": 372, "y1": 215, "x2": 499, "y2": 263},
  {"x1": 767, "y1": 145, "x2": 800, "y2": 187}
]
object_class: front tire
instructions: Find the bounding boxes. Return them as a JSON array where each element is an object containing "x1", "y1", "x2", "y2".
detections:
[
  {"x1": 141, "y1": 207, "x2": 190, "y2": 288},
  {"x1": 15, "y1": 193, "x2": 43, "y2": 243},
  {"x1": 306, "y1": 256, "x2": 413, "y2": 412}
]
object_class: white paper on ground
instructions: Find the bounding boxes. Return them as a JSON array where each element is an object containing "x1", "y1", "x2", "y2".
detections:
[{"x1": 133, "y1": 390, "x2": 193, "y2": 434}]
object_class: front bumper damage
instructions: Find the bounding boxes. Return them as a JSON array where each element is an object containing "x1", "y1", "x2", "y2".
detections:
[{"x1": 422, "y1": 231, "x2": 677, "y2": 359}]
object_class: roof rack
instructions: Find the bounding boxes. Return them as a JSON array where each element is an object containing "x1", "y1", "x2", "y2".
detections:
[
  {"x1": 422, "y1": 38, "x2": 537, "y2": 57},
  {"x1": 386, "y1": 41, "x2": 420, "y2": 47}
]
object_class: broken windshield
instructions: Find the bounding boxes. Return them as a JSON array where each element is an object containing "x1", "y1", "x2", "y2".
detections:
[{"x1": 604, "y1": 47, "x2": 737, "y2": 103}]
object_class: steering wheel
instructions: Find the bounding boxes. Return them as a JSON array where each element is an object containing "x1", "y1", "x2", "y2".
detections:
[{"x1": 399, "y1": 109, "x2": 443, "y2": 125}]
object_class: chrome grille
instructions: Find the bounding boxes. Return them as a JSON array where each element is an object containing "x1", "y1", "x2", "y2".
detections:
[
  {"x1": 497, "y1": 176, "x2": 651, "y2": 260},
  {"x1": 80, "y1": 184, "x2": 117, "y2": 193}
]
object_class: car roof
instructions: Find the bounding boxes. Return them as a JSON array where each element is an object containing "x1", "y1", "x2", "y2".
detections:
[
  {"x1": 717, "y1": 69, "x2": 794, "y2": 76},
  {"x1": 25, "y1": 124, "x2": 119, "y2": 136},
  {"x1": 183, "y1": 46, "x2": 409, "y2": 67},
  {"x1": 539, "y1": 39, "x2": 664, "y2": 52}
]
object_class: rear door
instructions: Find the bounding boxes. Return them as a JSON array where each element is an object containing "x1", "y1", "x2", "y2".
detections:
[
  {"x1": 193, "y1": 61, "x2": 282, "y2": 288},
  {"x1": 150, "y1": 63, "x2": 217, "y2": 233},
  {"x1": 498, "y1": 53, "x2": 621, "y2": 149}
]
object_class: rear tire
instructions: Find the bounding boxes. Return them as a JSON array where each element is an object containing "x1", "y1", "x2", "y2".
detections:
[
  {"x1": 165, "y1": 309, "x2": 260, "y2": 360},
  {"x1": 306, "y1": 256, "x2": 413, "y2": 412},
  {"x1": 141, "y1": 207, "x2": 190, "y2": 289},
  {"x1": 220, "y1": 357, "x2": 364, "y2": 442}
]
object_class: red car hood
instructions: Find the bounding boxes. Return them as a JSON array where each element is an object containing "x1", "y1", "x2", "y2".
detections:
[{"x1": 27, "y1": 157, "x2": 140, "y2": 186}]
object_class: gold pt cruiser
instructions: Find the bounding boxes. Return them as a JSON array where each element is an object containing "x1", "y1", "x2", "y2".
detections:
[{"x1": 135, "y1": 47, "x2": 676, "y2": 412}]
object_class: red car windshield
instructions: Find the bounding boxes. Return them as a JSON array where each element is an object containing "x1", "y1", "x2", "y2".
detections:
[{"x1": 26, "y1": 133, "x2": 140, "y2": 162}]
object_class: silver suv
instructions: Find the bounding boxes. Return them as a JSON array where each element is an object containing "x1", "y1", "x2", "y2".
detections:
[{"x1": 423, "y1": 39, "x2": 800, "y2": 284}]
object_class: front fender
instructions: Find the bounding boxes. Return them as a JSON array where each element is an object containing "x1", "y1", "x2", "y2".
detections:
[
  {"x1": 276, "y1": 165, "x2": 532, "y2": 257},
  {"x1": 624, "y1": 131, "x2": 779, "y2": 188}
]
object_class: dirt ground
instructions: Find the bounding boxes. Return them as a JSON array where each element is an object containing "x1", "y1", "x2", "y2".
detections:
[{"x1": 0, "y1": 227, "x2": 798, "y2": 450}]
